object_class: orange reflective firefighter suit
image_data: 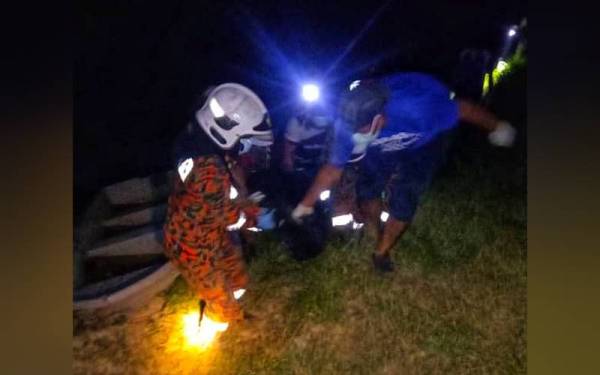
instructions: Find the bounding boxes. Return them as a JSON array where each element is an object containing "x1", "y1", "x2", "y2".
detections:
[{"x1": 163, "y1": 155, "x2": 258, "y2": 322}]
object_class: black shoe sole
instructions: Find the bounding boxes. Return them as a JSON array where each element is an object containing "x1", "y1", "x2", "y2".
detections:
[{"x1": 372, "y1": 254, "x2": 395, "y2": 273}]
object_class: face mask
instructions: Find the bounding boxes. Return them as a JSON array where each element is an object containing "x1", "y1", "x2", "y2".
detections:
[{"x1": 351, "y1": 127, "x2": 380, "y2": 155}]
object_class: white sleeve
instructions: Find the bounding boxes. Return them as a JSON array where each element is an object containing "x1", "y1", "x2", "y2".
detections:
[{"x1": 284, "y1": 117, "x2": 304, "y2": 143}]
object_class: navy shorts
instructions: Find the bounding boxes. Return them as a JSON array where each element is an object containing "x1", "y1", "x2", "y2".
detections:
[{"x1": 356, "y1": 131, "x2": 451, "y2": 222}]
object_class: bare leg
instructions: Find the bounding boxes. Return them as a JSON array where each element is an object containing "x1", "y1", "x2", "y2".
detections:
[
  {"x1": 359, "y1": 198, "x2": 382, "y2": 242},
  {"x1": 370, "y1": 216, "x2": 410, "y2": 273},
  {"x1": 376, "y1": 217, "x2": 410, "y2": 257}
]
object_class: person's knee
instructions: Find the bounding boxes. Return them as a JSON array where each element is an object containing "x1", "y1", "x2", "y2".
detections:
[
  {"x1": 359, "y1": 197, "x2": 381, "y2": 209},
  {"x1": 386, "y1": 215, "x2": 411, "y2": 231},
  {"x1": 358, "y1": 198, "x2": 382, "y2": 219}
]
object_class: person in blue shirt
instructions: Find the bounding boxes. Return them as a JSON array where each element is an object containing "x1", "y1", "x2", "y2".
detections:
[{"x1": 291, "y1": 72, "x2": 517, "y2": 272}]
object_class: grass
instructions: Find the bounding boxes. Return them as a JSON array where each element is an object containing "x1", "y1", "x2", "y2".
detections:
[{"x1": 73, "y1": 75, "x2": 526, "y2": 374}]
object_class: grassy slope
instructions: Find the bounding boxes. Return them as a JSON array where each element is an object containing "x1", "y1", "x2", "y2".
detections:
[{"x1": 73, "y1": 71, "x2": 526, "y2": 375}]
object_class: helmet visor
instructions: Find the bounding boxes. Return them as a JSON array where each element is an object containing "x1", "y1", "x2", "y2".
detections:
[{"x1": 252, "y1": 113, "x2": 272, "y2": 132}]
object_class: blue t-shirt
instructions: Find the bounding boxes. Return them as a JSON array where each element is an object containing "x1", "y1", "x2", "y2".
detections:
[{"x1": 329, "y1": 73, "x2": 459, "y2": 167}]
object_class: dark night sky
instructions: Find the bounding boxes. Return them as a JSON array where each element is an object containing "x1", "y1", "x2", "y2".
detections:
[{"x1": 74, "y1": 0, "x2": 525, "y2": 214}]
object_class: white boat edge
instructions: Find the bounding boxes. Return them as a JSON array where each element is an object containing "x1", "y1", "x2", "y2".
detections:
[{"x1": 73, "y1": 261, "x2": 180, "y2": 312}]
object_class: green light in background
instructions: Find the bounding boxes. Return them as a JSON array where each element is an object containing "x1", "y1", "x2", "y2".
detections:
[
  {"x1": 492, "y1": 59, "x2": 510, "y2": 86},
  {"x1": 496, "y1": 60, "x2": 508, "y2": 73},
  {"x1": 482, "y1": 73, "x2": 490, "y2": 97}
]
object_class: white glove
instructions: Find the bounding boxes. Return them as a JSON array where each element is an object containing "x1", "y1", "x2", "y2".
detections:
[
  {"x1": 248, "y1": 191, "x2": 266, "y2": 203},
  {"x1": 488, "y1": 121, "x2": 516, "y2": 147},
  {"x1": 291, "y1": 203, "x2": 314, "y2": 223}
]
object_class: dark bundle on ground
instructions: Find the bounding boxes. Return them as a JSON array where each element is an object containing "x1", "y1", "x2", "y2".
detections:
[
  {"x1": 246, "y1": 167, "x2": 332, "y2": 261},
  {"x1": 277, "y1": 202, "x2": 331, "y2": 261}
]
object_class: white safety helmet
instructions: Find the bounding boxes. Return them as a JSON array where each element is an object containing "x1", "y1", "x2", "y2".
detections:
[{"x1": 195, "y1": 83, "x2": 272, "y2": 150}]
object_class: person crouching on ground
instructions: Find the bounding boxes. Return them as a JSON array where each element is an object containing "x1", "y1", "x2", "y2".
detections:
[
  {"x1": 291, "y1": 73, "x2": 517, "y2": 273},
  {"x1": 163, "y1": 83, "x2": 273, "y2": 329}
]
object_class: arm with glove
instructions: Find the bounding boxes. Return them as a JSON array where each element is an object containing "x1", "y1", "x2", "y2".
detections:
[
  {"x1": 291, "y1": 163, "x2": 344, "y2": 222},
  {"x1": 456, "y1": 99, "x2": 517, "y2": 147},
  {"x1": 291, "y1": 111, "x2": 358, "y2": 223},
  {"x1": 224, "y1": 152, "x2": 272, "y2": 230}
]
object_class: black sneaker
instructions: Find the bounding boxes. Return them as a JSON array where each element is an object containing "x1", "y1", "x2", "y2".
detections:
[{"x1": 372, "y1": 253, "x2": 395, "y2": 273}]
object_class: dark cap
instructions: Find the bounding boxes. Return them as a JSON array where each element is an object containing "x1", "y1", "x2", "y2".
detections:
[{"x1": 338, "y1": 79, "x2": 389, "y2": 130}]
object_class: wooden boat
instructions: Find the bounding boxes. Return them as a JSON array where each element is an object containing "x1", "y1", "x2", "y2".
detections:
[{"x1": 74, "y1": 171, "x2": 179, "y2": 312}]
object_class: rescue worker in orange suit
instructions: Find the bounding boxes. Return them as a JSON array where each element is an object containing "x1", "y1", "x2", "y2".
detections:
[{"x1": 163, "y1": 83, "x2": 273, "y2": 331}]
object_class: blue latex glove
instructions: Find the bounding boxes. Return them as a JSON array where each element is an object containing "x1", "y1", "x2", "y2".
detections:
[{"x1": 257, "y1": 208, "x2": 276, "y2": 230}]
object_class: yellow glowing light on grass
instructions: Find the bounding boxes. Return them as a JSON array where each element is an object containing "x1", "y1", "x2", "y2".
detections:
[{"x1": 182, "y1": 312, "x2": 229, "y2": 349}]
